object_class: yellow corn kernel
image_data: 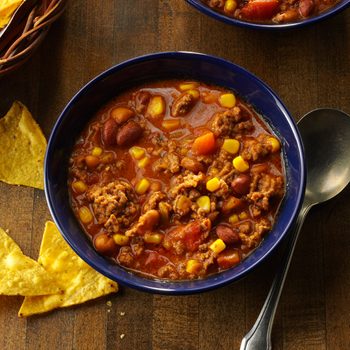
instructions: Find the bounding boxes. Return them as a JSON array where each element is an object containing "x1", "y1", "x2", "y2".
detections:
[
  {"x1": 147, "y1": 95, "x2": 165, "y2": 118},
  {"x1": 113, "y1": 234, "x2": 130, "y2": 246},
  {"x1": 229, "y1": 214, "x2": 239, "y2": 224},
  {"x1": 135, "y1": 178, "x2": 150, "y2": 195},
  {"x1": 78, "y1": 206, "x2": 93, "y2": 224},
  {"x1": 196, "y1": 196, "x2": 211, "y2": 213},
  {"x1": 219, "y1": 93, "x2": 236, "y2": 108},
  {"x1": 137, "y1": 156, "x2": 150, "y2": 168},
  {"x1": 162, "y1": 119, "x2": 181, "y2": 131},
  {"x1": 129, "y1": 146, "x2": 145, "y2": 160},
  {"x1": 186, "y1": 259, "x2": 202, "y2": 274},
  {"x1": 222, "y1": 139, "x2": 240, "y2": 154},
  {"x1": 144, "y1": 233, "x2": 163, "y2": 244},
  {"x1": 91, "y1": 147, "x2": 103, "y2": 156},
  {"x1": 224, "y1": 0, "x2": 237, "y2": 13},
  {"x1": 187, "y1": 89, "x2": 200, "y2": 99},
  {"x1": 267, "y1": 137, "x2": 281, "y2": 153},
  {"x1": 210, "y1": 239, "x2": 226, "y2": 254},
  {"x1": 206, "y1": 177, "x2": 220, "y2": 192},
  {"x1": 233, "y1": 156, "x2": 249, "y2": 172},
  {"x1": 179, "y1": 82, "x2": 199, "y2": 91},
  {"x1": 72, "y1": 180, "x2": 87, "y2": 194},
  {"x1": 239, "y1": 211, "x2": 248, "y2": 220}
]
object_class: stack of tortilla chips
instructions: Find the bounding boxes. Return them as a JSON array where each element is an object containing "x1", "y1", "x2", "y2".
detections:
[{"x1": 0, "y1": 102, "x2": 118, "y2": 316}]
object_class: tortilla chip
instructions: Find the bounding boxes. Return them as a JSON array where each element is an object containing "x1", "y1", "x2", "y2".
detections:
[
  {"x1": 0, "y1": 0, "x2": 22, "y2": 28},
  {"x1": 0, "y1": 101, "x2": 46, "y2": 189},
  {"x1": 0, "y1": 226, "x2": 61, "y2": 296},
  {"x1": 19, "y1": 221, "x2": 118, "y2": 317}
]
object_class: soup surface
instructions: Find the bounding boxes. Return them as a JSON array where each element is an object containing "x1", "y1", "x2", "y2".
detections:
[
  {"x1": 202, "y1": 0, "x2": 340, "y2": 24},
  {"x1": 68, "y1": 80, "x2": 285, "y2": 280}
]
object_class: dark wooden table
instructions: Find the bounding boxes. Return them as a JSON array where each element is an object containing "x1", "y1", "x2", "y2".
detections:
[{"x1": 1, "y1": 1, "x2": 349, "y2": 349}]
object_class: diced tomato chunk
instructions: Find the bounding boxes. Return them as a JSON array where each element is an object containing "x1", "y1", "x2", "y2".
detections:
[
  {"x1": 144, "y1": 251, "x2": 166, "y2": 269},
  {"x1": 164, "y1": 221, "x2": 204, "y2": 253},
  {"x1": 217, "y1": 249, "x2": 241, "y2": 269},
  {"x1": 240, "y1": 0, "x2": 280, "y2": 20}
]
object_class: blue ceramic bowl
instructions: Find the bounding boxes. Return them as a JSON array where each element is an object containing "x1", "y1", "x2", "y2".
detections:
[
  {"x1": 186, "y1": 0, "x2": 350, "y2": 30},
  {"x1": 45, "y1": 52, "x2": 305, "y2": 294}
]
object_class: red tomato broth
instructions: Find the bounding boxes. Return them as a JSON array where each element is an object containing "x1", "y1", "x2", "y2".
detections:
[{"x1": 68, "y1": 80, "x2": 286, "y2": 280}]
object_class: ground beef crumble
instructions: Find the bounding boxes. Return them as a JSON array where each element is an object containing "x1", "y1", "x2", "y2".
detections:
[{"x1": 87, "y1": 180, "x2": 139, "y2": 232}]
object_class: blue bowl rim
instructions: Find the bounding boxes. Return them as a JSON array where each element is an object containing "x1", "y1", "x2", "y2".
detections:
[
  {"x1": 186, "y1": 0, "x2": 350, "y2": 30},
  {"x1": 45, "y1": 51, "x2": 306, "y2": 294}
]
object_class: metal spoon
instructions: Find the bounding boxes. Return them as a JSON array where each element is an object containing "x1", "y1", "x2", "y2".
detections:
[{"x1": 240, "y1": 108, "x2": 350, "y2": 350}]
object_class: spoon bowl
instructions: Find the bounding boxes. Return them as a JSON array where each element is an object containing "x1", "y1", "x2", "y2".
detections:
[
  {"x1": 299, "y1": 109, "x2": 350, "y2": 205},
  {"x1": 241, "y1": 108, "x2": 350, "y2": 350}
]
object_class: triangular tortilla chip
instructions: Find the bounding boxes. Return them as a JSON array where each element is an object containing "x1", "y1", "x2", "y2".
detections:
[
  {"x1": 0, "y1": 0, "x2": 22, "y2": 28},
  {"x1": 0, "y1": 226, "x2": 61, "y2": 296},
  {"x1": 0, "y1": 101, "x2": 46, "y2": 189},
  {"x1": 19, "y1": 221, "x2": 118, "y2": 317}
]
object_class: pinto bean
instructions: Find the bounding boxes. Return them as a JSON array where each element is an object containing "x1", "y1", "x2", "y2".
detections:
[
  {"x1": 85, "y1": 155, "x2": 100, "y2": 169},
  {"x1": 216, "y1": 225, "x2": 240, "y2": 245},
  {"x1": 94, "y1": 233, "x2": 117, "y2": 256},
  {"x1": 102, "y1": 118, "x2": 118, "y2": 146},
  {"x1": 299, "y1": 0, "x2": 314, "y2": 17},
  {"x1": 181, "y1": 157, "x2": 204, "y2": 173},
  {"x1": 273, "y1": 8, "x2": 299, "y2": 23},
  {"x1": 222, "y1": 196, "x2": 243, "y2": 214},
  {"x1": 231, "y1": 174, "x2": 251, "y2": 196},
  {"x1": 116, "y1": 120, "x2": 143, "y2": 146},
  {"x1": 217, "y1": 249, "x2": 240, "y2": 269},
  {"x1": 137, "y1": 210, "x2": 160, "y2": 234}
]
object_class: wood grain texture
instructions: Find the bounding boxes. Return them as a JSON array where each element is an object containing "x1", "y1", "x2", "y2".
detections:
[{"x1": 0, "y1": 1, "x2": 349, "y2": 349}]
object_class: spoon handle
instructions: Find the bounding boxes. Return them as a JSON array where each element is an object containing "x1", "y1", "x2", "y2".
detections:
[{"x1": 240, "y1": 203, "x2": 311, "y2": 350}]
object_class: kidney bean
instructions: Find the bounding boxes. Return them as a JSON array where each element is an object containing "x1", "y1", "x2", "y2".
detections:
[
  {"x1": 231, "y1": 174, "x2": 251, "y2": 196},
  {"x1": 102, "y1": 118, "x2": 118, "y2": 146},
  {"x1": 94, "y1": 233, "x2": 117, "y2": 256},
  {"x1": 116, "y1": 120, "x2": 143, "y2": 146},
  {"x1": 216, "y1": 225, "x2": 240, "y2": 245},
  {"x1": 299, "y1": 0, "x2": 314, "y2": 17}
]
